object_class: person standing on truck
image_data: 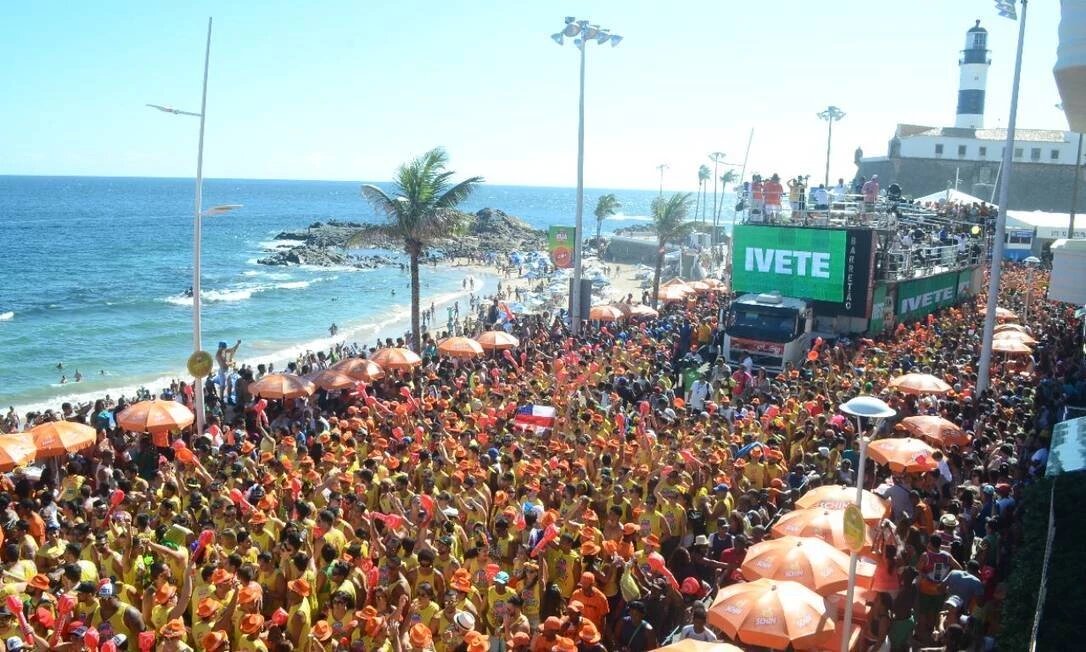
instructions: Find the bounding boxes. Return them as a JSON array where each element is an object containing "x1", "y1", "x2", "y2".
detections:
[{"x1": 764, "y1": 174, "x2": 784, "y2": 222}]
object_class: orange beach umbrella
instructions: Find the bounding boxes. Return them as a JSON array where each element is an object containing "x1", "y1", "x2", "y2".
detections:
[
  {"x1": 0, "y1": 435, "x2": 36, "y2": 471},
  {"x1": 588, "y1": 305, "x2": 623, "y2": 322},
  {"x1": 657, "y1": 285, "x2": 691, "y2": 303},
  {"x1": 992, "y1": 330, "x2": 1038, "y2": 346},
  {"x1": 770, "y1": 508, "x2": 874, "y2": 553},
  {"x1": 437, "y1": 336, "x2": 485, "y2": 359},
  {"x1": 651, "y1": 640, "x2": 744, "y2": 652},
  {"x1": 306, "y1": 369, "x2": 358, "y2": 391},
  {"x1": 994, "y1": 307, "x2": 1019, "y2": 322},
  {"x1": 628, "y1": 304, "x2": 659, "y2": 319},
  {"x1": 249, "y1": 373, "x2": 317, "y2": 399},
  {"x1": 991, "y1": 339, "x2": 1032, "y2": 354},
  {"x1": 27, "y1": 421, "x2": 97, "y2": 459},
  {"x1": 899, "y1": 415, "x2": 970, "y2": 448},
  {"x1": 686, "y1": 280, "x2": 710, "y2": 293},
  {"x1": 866, "y1": 437, "x2": 939, "y2": 473},
  {"x1": 794, "y1": 485, "x2": 890, "y2": 525},
  {"x1": 332, "y1": 357, "x2": 385, "y2": 382},
  {"x1": 708, "y1": 578, "x2": 835, "y2": 650},
  {"x1": 886, "y1": 373, "x2": 952, "y2": 395},
  {"x1": 117, "y1": 399, "x2": 195, "y2": 433},
  {"x1": 370, "y1": 347, "x2": 423, "y2": 370},
  {"x1": 993, "y1": 323, "x2": 1028, "y2": 334},
  {"x1": 741, "y1": 536, "x2": 872, "y2": 595},
  {"x1": 475, "y1": 331, "x2": 520, "y2": 351}
]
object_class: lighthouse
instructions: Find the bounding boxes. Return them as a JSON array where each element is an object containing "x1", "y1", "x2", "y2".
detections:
[{"x1": 956, "y1": 20, "x2": 991, "y2": 129}]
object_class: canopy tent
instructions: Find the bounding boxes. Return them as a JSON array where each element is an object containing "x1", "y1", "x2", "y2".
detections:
[{"x1": 914, "y1": 188, "x2": 994, "y2": 207}]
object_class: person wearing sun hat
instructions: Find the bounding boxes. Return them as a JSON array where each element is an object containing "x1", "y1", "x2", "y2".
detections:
[
  {"x1": 286, "y1": 577, "x2": 312, "y2": 650},
  {"x1": 550, "y1": 635, "x2": 578, "y2": 652},
  {"x1": 577, "y1": 620, "x2": 606, "y2": 652},
  {"x1": 157, "y1": 617, "x2": 191, "y2": 652},
  {"x1": 238, "y1": 612, "x2": 268, "y2": 652},
  {"x1": 201, "y1": 629, "x2": 230, "y2": 652},
  {"x1": 569, "y1": 573, "x2": 609, "y2": 630}
]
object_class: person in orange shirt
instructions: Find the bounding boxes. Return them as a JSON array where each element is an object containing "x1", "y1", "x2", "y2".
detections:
[
  {"x1": 568, "y1": 573, "x2": 609, "y2": 631},
  {"x1": 16, "y1": 500, "x2": 45, "y2": 546}
]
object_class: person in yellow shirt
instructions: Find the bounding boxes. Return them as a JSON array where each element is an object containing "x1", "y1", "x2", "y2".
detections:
[
  {"x1": 91, "y1": 581, "x2": 143, "y2": 642},
  {"x1": 544, "y1": 534, "x2": 581, "y2": 599},
  {"x1": 286, "y1": 577, "x2": 313, "y2": 652},
  {"x1": 238, "y1": 613, "x2": 269, "y2": 652}
]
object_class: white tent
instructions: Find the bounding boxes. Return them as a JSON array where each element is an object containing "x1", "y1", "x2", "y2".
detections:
[{"x1": 913, "y1": 188, "x2": 995, "y2": 207}]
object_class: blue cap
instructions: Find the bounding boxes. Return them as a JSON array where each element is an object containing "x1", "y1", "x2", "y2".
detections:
[
  {"x1": 487, "y1": 447, "x2": 500, "y2": 460},
  {"x1": 714, "y1": 483, "x2": 730, "y2": 493},
  {"x1": 494, "y1": 571, "x2": 510, "y2": 584}
]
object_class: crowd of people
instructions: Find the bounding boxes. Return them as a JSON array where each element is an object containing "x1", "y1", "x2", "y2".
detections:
[{"x1": 0, "y1": 260, "x2": 1081, "y2": 652}]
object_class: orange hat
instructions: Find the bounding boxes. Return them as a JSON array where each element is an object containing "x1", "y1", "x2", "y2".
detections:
[
  {"x1": 621, "y1": 523, "x2": 638, "y2": 536},
  {"x1": 464, "y1": 631, "x2": 488, "y2": 652},
  {"x1": 240, "y1": 613, "x2": 265, "y2": 635},
  {"x1": 580, "y1": 541, "x2": 600, "y2": 556},
  {"x1": 543, "y1": 616, "x2": 562, "y2": 631},
  {"x1": 579, "y1": 572, "x2": 595, "y2": 588},
  {"x1": 312, "y1": 620, "x2": 333, "y2": 642},
  {"x1": 239, "y1": 585, "x2": 261, "y2": 605},
  {"x1": 159, "y1": 618, "x2": 187, "y2": 639},
  {"x1": 211, "y1": 568, "x2": 235, "y2": 585},
  {"x1": 28, "y1": 574, "x2": 50, "y2": 591},
  {"x1": 579, "y1": 621, "x2": 601, "y2": 645},
  {"x1": 196, "y1": 597, "x2": 222, "y2": 619},
  {"x1": 201, "y1": 630, "x2": 230, "y2": 652},
  {"x1": 364, "y1": 615, "x2": 386, "y2": 637},
  {"x1": 552, "y1": 636, "x2": 579, "y2": 652},
  {"x1": 567, "y1": 600, "x2": 585, "y2": 613},
  {"x1": 154, "y1": 583, "x2": 177, "y2": 605},
  {"x1": 288, "y1": 577, "x2": 311, "y2": 597},
  {"x1": 643, "y1": 534, "x2": 661, "y2": 548},
  {"x1": 510, "y1": 631, "x2": 531, "y2": 648},
  {"x1": 451, "y1": 576, "x2": 472, "y2": 593},
  {"x1": 248, "y1": 510, "x2": 268, "y2": 525},
  {"x1": 409, "y1": 623, "x2": 433, "y2": 648},
  {"x1": 240, "y1": 441, "x2": 256, "y2": 455},
  {"x1": 357, "y1": 605, "x2": 379, "y2": 622}
]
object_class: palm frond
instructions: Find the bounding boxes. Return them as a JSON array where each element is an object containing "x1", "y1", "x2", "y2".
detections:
[{"x1": 435, "y1": 176, "x2": 484, "y2": 210}]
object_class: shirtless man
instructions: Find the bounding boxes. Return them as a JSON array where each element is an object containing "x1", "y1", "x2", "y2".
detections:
[{"x1": 215, "y1": 340, "x2": 241, "y2": 399}]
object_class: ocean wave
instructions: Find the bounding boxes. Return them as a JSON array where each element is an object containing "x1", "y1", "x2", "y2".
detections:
[
  {"x1": 0, "y1": 311, "x2": 13, "y2": 321},
  {"x1": 258, "y1": 239, "x2": 303, "y2": 250},
  {"x1": 161, "y1": 278, "x2": 329, "y2": 306}
]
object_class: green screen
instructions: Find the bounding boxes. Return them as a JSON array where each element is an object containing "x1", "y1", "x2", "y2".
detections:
[
  {"x1": 896, "y1": 271, "x2": 963, "y2": 320},
  {"x1": 731, "y1": 226, "x2": 847, "y2": 302}
]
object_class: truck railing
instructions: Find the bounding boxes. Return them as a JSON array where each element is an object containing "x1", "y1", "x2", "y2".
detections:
[{"x1": 881, "y1": 242, "x2": 983, "y2": 280}]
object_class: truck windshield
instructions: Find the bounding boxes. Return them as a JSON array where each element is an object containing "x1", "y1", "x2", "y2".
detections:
[{"x1": 727, "y1": 307, "x2": 800, "y2": 342}]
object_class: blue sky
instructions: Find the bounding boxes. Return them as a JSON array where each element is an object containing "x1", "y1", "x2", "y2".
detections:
[{"x1": 0, "y1": 1, "x2": 1067, "y2": 190}]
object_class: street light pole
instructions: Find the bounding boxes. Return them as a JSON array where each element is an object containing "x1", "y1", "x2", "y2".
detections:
[
  {"x1": 979, "y1": 0, "x2": 1029, "y2": 393},
  {"x1": 656, "y1": 163, "x2": 669, "y2": 196},
  {"x1": 1070, "y1": 131, "x2": 1083, "y2": 238},
  {"x1": 818, "y1": 106, "x2": 846, "y2": 188},
  {"x1": 838, "y1": 396, "x2": 896, "y2": 652},
  {"x1": 551, "y1": 18, "x2": 622, "y2": 336}
]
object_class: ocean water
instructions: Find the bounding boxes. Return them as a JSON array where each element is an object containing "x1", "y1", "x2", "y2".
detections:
[{"x1": 1, "y1": 176, "x2": 733, "y2": 413}]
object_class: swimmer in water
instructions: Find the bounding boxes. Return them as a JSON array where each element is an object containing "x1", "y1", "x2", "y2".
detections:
[
  {"x1": 74, "y1": 370, "x2": 83, "y2": 382},
  {"x1": 56, "y1": 363, "x2": 63, "y2": 370},
  {"x1": 59, "y1": 375, "x2": 67, "y2": 384}
]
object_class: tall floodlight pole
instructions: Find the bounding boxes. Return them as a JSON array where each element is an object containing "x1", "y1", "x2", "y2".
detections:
[
  {"x1": 817, "y1": 106, "x2": 846, "y2": 188},
  {"x1": 551, "y1": 18, "x2": 622, "y2": 336},
  {"x1": 656, "y1": 163, "x2": 669, "y2": 196},
  {"x1": 1070, "y1": 132, "x2": 1083, "y2": 238},
  {"x1": 838, "y1": 396, "x2": 896, "y2": 652},
  {"x1": 979, "y1": 0, "x2": 1028, "y2": 392},
  {"x1": 148, "y1": 17, "x2": 217, "y2": 435},
  {"x1": 708, "y1": 152, "x2": 726, "y2": 246}
]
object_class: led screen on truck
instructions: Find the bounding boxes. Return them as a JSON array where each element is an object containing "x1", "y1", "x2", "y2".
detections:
[{"x1": 731, "y1": 225, "x2": 848, "y2": 302}]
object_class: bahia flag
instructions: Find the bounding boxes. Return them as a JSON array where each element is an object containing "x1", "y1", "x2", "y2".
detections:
[{"x1": 513, "y1": 405, "x2": 556, "y2": 433}]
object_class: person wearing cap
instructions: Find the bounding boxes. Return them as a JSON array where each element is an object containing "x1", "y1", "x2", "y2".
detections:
[
  {"x1": 507, "y1": 630, "x2": 531, "y2": 652},
  {"x1": 568, "y1": 573, "x2": 608, "y2": 631},
  {"x1": 0, "y1": 607, "x2": 20, "y2": 645},
  {"x1": 484, "y1": 570, "x2": 514, "y2": 634},
  {"x1": 91, "y1": 579, "x2": 144, "y2": 642}
]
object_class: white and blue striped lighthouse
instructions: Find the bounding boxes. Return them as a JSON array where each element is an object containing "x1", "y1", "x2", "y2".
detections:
[{"x1": 956, "y1": 20, "x2": 991, "y2": 129}]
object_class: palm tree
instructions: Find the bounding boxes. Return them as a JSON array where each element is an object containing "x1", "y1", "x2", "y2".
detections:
[
  {"x1": 650, "y1": 193, "x2": 696, "y2": 308},
  {"x1": 593, "y1": 193, "x2": 621, "y2": 256},
  {"x1": 358, "y1": 148, "x2": 482, "y2": 351},
  {"x1": 713, "y1": 169, "x2": 740, "y2": 244},
  {"x1": 697, "y1": 165, "x2": 711, "y2": 224}
]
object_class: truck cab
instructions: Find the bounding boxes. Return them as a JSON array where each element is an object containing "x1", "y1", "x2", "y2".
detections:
[{"x1": 723, "y1": 292, "x2": 813, "y2": 370}]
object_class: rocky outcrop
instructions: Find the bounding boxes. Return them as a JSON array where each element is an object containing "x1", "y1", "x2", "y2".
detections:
[
  {"x1": 261, "y1": 208, "x2": 545, "y2": 269},
  {"x1": 258, "y1": 245, "x2": 393, "y2": 269}
]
